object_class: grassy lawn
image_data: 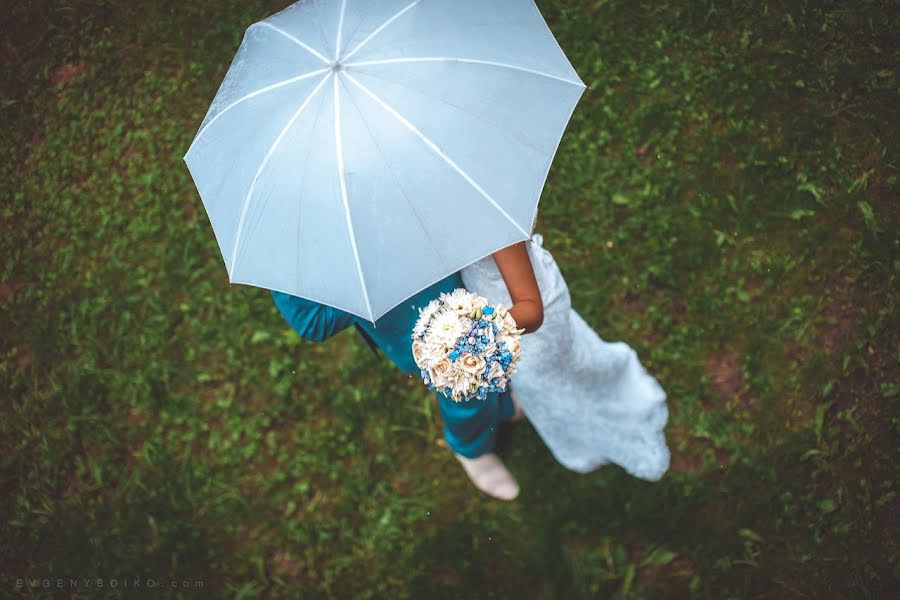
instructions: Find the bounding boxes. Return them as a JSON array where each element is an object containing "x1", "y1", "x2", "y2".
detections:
[{"x1": 2, "y1": 0, "x2": 897, "y2": 597}]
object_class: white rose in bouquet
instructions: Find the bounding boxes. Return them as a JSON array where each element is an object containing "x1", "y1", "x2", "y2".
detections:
[
  {"x1": 458, "y1": 353, "x2": 487, "y2": 377},
  {"x1": 412, "y1": 339, "x2": 430, "y2": 367},
  {"x1": 429, "y1": 356, "x2": 454, "y2": 388},
  {"x1": 506, "y1": 337, "x2": 522, "y2": 361}
]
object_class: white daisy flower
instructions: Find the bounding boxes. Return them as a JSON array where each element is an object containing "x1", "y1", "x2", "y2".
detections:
[
  {"x1": 413, "y1": 298, "x2": 443, "y2": 339},
  {"x1": 424, "y1": 337, "x2": 449, "y2": 363},
  {"x1": 440, "y1": 288, "x2": 475, "y2": 312},
  {"x1": 428, "y1": 308, "x2": 465, "y2": 347}
]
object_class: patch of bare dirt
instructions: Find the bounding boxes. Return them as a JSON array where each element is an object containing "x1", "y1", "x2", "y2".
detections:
[
  {"x1": 0, "y1": 281, "x2": 27, "y2": 303},
  {"x1": 705, "y1": 347, "x2": 746, "y2": 403},
  {"x1": 669, "y1": 437, "x2": 731, "y2": 475},
  {"x1": 669, "y1": 446, "x2": 704, "y2": 474},
  {"x1": 392, "y1": 478, "x2": 413, "y2": 497},
  {"x1": 181, "y1": 201, "x2": 198, "y2": 223},
  {"x1": 8, "y1": 344, "x2": 33, "y2": 373},
  {"x1": 121, "y1": 143, "x2": 140, "y2": 161},
  {"x1": 745, "y1": 278, "x2": 767, "y2": 303},
  {"x1": 628, "y1": 543, "x2": 696, "y2": 585},
  {"x1": 720, "y1": 147, "x2": 742, "y2": 176},
  {"x1": 707, "y1": 112, "x2": 728, "y2": 137},
  {"x1": 51, "y1": 63, "x2": 85, "y2": 87},
  {"x1": 124, "y1": 405, "x2": 147, "y2": 426},
  {"x1": 429, "y1": 565, "x2": 462, "y2": 586},
  {"x1": 270, "y1": 549, "x2": 306, "y2": 580},
  {"x1": 623, "y1": 290, "x2": 646, "y2": 314},
  {"x1": 818, "y1": 291, "x2": 856, "y2": 355}
]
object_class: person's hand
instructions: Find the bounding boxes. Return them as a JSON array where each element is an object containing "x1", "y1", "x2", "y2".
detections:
[{"x1": 491, "y1": 241, "x2": 543, "y2": 334}]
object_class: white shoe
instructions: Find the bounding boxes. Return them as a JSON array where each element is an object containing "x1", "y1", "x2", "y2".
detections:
[
  {"x1": 453, "y1": 451, "x2": 520, "y2": 501},
  {"x1": 510, "y1": 388, "x2": 525, "y2": 423}
]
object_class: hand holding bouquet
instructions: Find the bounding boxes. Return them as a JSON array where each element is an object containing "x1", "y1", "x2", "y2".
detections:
[{"x1": 411, "y1": 288, "x2": 525, "y2": 402}]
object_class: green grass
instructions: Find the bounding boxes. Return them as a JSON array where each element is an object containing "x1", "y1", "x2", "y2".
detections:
[{"x1": 2, "y1": 0, "x2": 897, "y2": 597}]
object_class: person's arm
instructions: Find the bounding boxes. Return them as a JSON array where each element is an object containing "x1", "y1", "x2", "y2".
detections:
[
  {"x1": 491, "y1": 241, "x2": 543, "y2": 334},
  {"x1": 270, "y1": 290, "x2": 355, "y2": 342}
]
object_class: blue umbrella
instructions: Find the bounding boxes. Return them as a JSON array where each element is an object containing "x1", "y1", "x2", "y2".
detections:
[{"x1": 185, "y1": 0, "x2": 585, "y2": 321}]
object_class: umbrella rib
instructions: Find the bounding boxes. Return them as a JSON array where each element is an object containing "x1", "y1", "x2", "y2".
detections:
[
  {"x1": 345, "y1": 57, "x2": 585, "y2": 87},
  {"x1": 333, "y1": 75, "x2": 374, "y2": 322},
  {"x1": 229, "y1": 73, "x2": 332, "y2": 277},
  {"x1": 185, "y1": 67, "x2": 330, "y2": 157},
  {"x1": 252, "y1": 21, "x2": 331, "y2": 65},
  {"x1": 341, "y1": 0, "x2": 421, "y2": 62},
  {"x1": 346, "y1": 68, "x2": 547, "y2": 156},
  {"x1": 343, "y1": 72, "x2": 529, "y2": 238},
  {"x1": 334, "y1": 0, "x2": 347, "y2": 59},
  {"x1": 340, "y1": 78, "x2": 453, "y2": 275}
]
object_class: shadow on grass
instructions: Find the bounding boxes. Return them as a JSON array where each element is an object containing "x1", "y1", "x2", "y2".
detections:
[{"x1": 408, "y1": 416, "x2": 893, "y2": 599}]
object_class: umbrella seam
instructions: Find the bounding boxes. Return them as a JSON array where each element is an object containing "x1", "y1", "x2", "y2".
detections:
[
  {"x1": 340, "y1": 76, "x2": 453, "y2": 277},
  {"x1": 345, "y1": 57, "x2": 585, "y2": 88},
  {"x1": 294, "y1": 86, "x2": 329, "y2": 296},
  {"x1": 341, "y1": 1, "x2": 382, "y2": 56},
  {"x1": 185, "y1": 67, "x2": 330, "y2": 158},
  {"x1": 229, "y1": 73, "x2": 331, "y2": 278},
  {"x1": 343, "y1": 72, "x2": 530, "y2": 239},
  {"x1": 334, "y1": 74, "x2": 375, "y2": 322},
  {"x1": 341, "y1": 0, "x2": 421, "y2": 62},
  {"x1": 344, "y1": 67, "x2": 549, "y2": 156},
  {"x1": 334, "y1": 0, "x2": 347, "y2": 59}
]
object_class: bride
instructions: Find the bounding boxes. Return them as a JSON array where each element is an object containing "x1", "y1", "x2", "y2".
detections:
[{"x1": 461, "y1": 233, "x2": 670, "y2": 482}]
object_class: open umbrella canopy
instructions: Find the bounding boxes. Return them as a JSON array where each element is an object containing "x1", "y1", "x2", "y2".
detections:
[{"x1": 184, "y1": 0, "x2": 585, "y2": 322}]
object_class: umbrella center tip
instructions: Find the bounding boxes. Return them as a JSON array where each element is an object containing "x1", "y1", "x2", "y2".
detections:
[{"x1": 330, "y1": 60, "x2": 342, "y2": 72}]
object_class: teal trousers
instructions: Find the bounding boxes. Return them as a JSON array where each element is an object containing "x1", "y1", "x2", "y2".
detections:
[
  {"x1": 271, "y1": 273, "x2": 515, "y2": 458},
  {"x1": 439, "y1": 389, "x2": 516, "y2": 458}
]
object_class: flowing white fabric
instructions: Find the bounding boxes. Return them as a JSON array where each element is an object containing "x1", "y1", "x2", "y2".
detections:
[{"x1": 460, "y1": 233, "x2": 671, "y2": 480}]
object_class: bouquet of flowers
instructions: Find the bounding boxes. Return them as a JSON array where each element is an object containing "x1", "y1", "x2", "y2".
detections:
[{"x1": 411, "y1": 288, "x2": 525, "y2": 402}]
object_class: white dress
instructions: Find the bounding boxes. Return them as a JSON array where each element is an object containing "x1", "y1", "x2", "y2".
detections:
[{"x1": 460, "y1": 233, "x2": 671, "y2": 480}]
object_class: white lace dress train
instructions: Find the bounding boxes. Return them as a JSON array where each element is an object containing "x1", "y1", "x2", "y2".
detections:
[{"x1": 460, "y1": 234, "x2": 671, "y2": 480}]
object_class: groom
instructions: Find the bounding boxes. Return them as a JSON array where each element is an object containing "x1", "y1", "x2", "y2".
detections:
[{"x1": 270, "y1": 270, "x2": 523, "y2": 500}]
